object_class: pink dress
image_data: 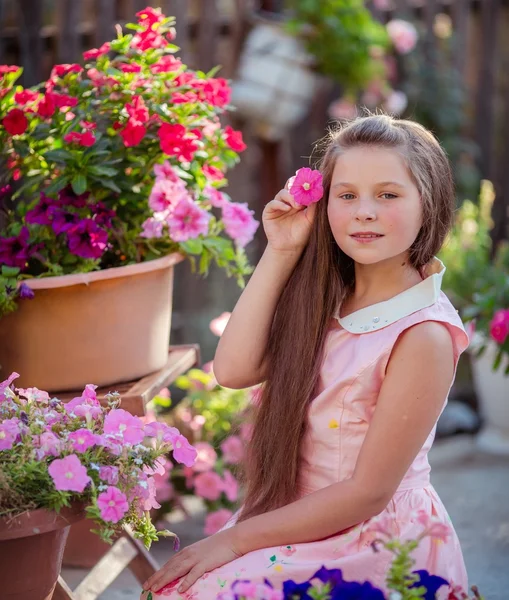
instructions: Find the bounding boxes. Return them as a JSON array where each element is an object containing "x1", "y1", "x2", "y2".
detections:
[{"x1": 151, "y1": 259, "x2": 469, "y2": 598}]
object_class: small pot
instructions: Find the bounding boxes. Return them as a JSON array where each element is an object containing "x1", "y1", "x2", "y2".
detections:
[
  {"x1": 0, "y1": 253, "x2": 183, "y2": 392},
  {"x1": 0, "y1": 505, "x2": 85, "y2": 600}
]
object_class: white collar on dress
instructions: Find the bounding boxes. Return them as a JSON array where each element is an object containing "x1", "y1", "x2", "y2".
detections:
[{"x1": 334, "y1": 257, "x2": 445, "y2": 334}]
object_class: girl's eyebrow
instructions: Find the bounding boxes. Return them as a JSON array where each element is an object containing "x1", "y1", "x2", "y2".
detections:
[{"x1": 331, "y1": 181, "x2": 407, "y2": 189}]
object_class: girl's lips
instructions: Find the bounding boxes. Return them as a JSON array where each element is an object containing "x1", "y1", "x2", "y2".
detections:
[{"x1": 350, "y1": 233, "x2": 384, "y2": 243}]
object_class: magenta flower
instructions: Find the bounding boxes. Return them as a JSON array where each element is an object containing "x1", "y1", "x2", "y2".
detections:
[
  {"x1": 0, "y1": 226, "x2": 32, "y2": 269},
  {"x1": 171, "y1": 433, "x2": 198, "y2": 467},
  {"x1": 153, "y1": 160, "x2": 182, "y2": 183},
  {"x1": 97, "y1": 486, "x2": 129, "y2": 523},
  {"x1": 222, "y1": 469, "x2": 238, "y2": 502},
  {"x1": 167, "y1": 197, "x2": 211, "y2": 242},
  {"x1": 204, "y1": 508, "x2": 233, "y2": 536},
  {"x1": 148, "y1": 178, "x2": 188, "y2": 213},
  {"x1": 220, "y1": 435, "x2": 244, "y2": 464},
  {"x1": 194, "y1": 471, "x2": 223, "y2": 501},
  {"x1": 67, "y1": 219, "x2": 108, "y2": 259},
  {"x1": 205, "y1": 186, "x2": 227, "y2": 208},
  {"x1": 18, "y1": 283, "x2": 34, "y2": 300},
  {"x1": 99, "y1": 465, "x2": 119, "y2": 484},
  {"x1": 144, "y1": 421, "x2": 180, "y2": 442},
  {"x1": 140, "y1": 216, "x2": 164, "y2": 239},
  {"x1": 103, "y1": 408, "x2": 144, "y2": 445},
  {"x1": 221, "y1": 202, "x2": 259, "y2": 248},
  {"x1": 50, "y1": 208, "x2": 80, "y2": 234},
  {"x1": 25, "y1": 193, "x2": 55, "y2": 225},
  {"x1": 489, "y1": 309, "x2": 509, "y2": 344},
  {"x1": 193, "y1": 442, "x2": 217, "y2": 472},
  {"x1": 48, "y1": 454, "x2": 91, "y2": 492},
  {"x1": 69, "y1": 428, "x2": 97, "y2": 452},
  {"x1": 289, "y1": 167, "x2": 324, "y2": 206}
]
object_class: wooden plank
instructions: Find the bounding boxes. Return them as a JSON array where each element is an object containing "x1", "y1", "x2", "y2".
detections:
[
  {"x1": 16, "y1": 0, "x2": 44, "y2": 86},
  {"x1": 95, "y1": 0, "x2": 116, "y2": 46},
  {"x1": 57, "y1": 0, "x2": 82, "y2": 64},
  {"x1": 164, "y1": 0, "x2": 190, "y2": 64},
  {"x1": 474, "y1": 0, "x2": 501, "y2": 180},
  {"x1": 73, "y1": 536, "x2": 138, "y2": 600},
  {"x1": 54, "y1": 577, "x2": 76, "y2": 600},
  {"x1": 197, "y1": 0, "x2": 218, "y2": 72}
]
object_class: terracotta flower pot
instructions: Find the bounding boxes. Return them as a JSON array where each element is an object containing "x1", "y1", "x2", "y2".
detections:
[
  {"x1": 62, "y1": 517, "x2": 112, "y2": 568},
  {"x1": 0, "y1": 253, "x2": 183, "y2": 392},
  {"x1": 0, "y1": 505, "x2": 85, "y2": 600}
]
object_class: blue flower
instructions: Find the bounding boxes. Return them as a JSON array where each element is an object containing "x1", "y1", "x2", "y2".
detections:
[
  {"x1": 312, "y1": 566, "x2": 344, "y2": 587},
  {"x1": 18, "y1": 282, "x2": 34, "y2": 300},
  {"x1": 411, "y1": 570, "x2": 449, "y2": 600},
  {"x1": 283, "y1": 579, "x2": 312, "y2": 599},
  {"x1": 330, "y1": 580, "x2": 385, "y2": 600}
]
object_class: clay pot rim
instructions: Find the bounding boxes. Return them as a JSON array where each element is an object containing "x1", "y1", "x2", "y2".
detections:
[
  {"x1": 0, "y1": 504, "x2": 86, "y2": 541},
  {"x1": 21, "y1": 252, "x2": 184, "y2": 291}
]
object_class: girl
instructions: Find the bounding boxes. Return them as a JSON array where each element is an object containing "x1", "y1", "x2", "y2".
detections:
[{"x1": 142, "y1": 115, "x2": 469, "y2": 598}]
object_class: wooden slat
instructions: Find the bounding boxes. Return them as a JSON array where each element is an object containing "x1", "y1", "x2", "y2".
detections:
[
  {"x1": 474, "y1": 0, "x2": 501, "y2": 180},
  {"x1": 16, "y1": 0, "x2": 44, "y2": 86},
  {"x1": 95, "y1": 0, "x2": 116, "y2": 46},
  {"x1": 57, "y1": 0, "x2": 82, "y2": 64},
  {"x1": 164, "y1": 0, "x2": 190, "y2": 64},
  {"x1": 197, "y1": 0, "x2": 218, "y2": 72},
  {"x1": 73, "y1": 536, "x2": 138, "y2": 600}
]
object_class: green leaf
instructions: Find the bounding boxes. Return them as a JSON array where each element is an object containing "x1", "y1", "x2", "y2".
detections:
[
  {"x1": 88, "y1": 165, "x2": 119, "y2": 177},
  {"x1": 45, "y1": 176, "x2": 70, "y2": 196},
  {"x1": 44, "y1": 149, "x2": 73, "y2": 164},
  {"x1": 1, "y1": 266, "x2": 20, "y2": 277},
  {"x1": 71, "y1": 173, "x2": 87, "y2": 195},
  {"x1": 91, "y1": 177, "x2": 121, "y2": 193},
  {"x1": 180, "y1": 239, "x2": 203, "y2": 255}
]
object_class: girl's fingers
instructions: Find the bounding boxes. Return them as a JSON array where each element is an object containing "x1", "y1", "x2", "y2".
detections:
[
  {"x1": 265, "y1": 199, "x2": 291, "y2": 214},
  {"x1": 144, "y1": 559, "x2": 189, "y2": 592},
  {"x1": 178, "y1": 565, "x2": 206, "y2": 593}
]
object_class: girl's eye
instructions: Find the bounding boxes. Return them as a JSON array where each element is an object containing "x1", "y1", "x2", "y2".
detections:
[
  {"x1": 339, "y1": 193, "x2": 355, "y2": 200},
  {"x1": 380, "y1": 193, "x2": 398, "y2": 199}
]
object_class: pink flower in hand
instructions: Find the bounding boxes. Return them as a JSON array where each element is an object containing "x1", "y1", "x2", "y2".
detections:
[
  {"x1": 48, "y1": 454, "x2": 91, "y2": 492},
  {"x1": 97, "y1": 486, "x2": 129, "y2": 523},
  {"x1": 194, "y1": 442, "x2": 218, "y2": 472},
  {"x1": 204, "y1": 508, "x2": 233, "y2": 536},
  {"x1": 221, "y1": 435, "x2": 244, "y2": 464},
  {"x1": 69, "y1": 428, "x2": 97, "y2": 452},
  {"x1": 104, "y1": 408, "x2": 144, "y2": 445},
  {"x1": 489, "y1": 309, "x2": 509, "y2": 344},
  {"x1": 194, "y1": 471, "x2": 223, "y2": 501},
  {"x1": 289, "y1": 168, "x2": 324, "y2": 206},
  {"x1": 209, "y1": 312, "x2": 231, "y2": 337}
]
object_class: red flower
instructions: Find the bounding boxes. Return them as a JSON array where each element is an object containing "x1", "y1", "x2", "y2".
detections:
[
  {"x1": 37, "y1": 93, "x2": 56, "y2": 118},
  {"x1": 136, "y1": 7, "x2": 164, "y2": 27},
  {"x1": 158, "y1": 123, "x2": 198, "y2": 161},
  {"x1": 131, "y1": 29, "x2": 166, "y2": 51},
  {"x1": 119, "y1": 119, "x2": 146, "y2": 147},
  {"x1": 119, "y1": 63, "x2": 142, "y2": 73},
  {"x1": 51, "y1": 63, "x2": 83, "y2": 78},
  {"x1": 83, "y1": 42, "x2": 111, "y2": 61},
  {"x1": 64, "y1": 131, "x2": 96, "y2": 147},
  {"x1": 0, "y1": 65, "x2": 20, "y2": 75},
  {"x1": 52, "y1": 93, "x2": 78, "y2": 108},
  {"x1": 150, "y1": 55, "x2": 182, "y2": 74},
  {"x1": 2, "y1": 108, "x2": 28, "y2": 135},
  {"x1": 224, "y1": 126, "x2": 246, "y2": 152},
  {"x1": 174, "y1": 72, "x2": 197, "y2": 87},
  {"x1": 80, "y1": 120, "x2": 97, "y2": 130},
  {"x1": 203, "y1": 165, "x2": 224, "y2": 181},
  {"x1": 172, "y1": 91, "x2": 198, "y2": 104},
  {"x1": 126, "y1": 95, "x2": 149, "y2": 124},
  {"x1": 200, "y1": 78, "x2": 231, "y2": 108},
  {"x1": 14, "y1": 89, "x2": 39, "y2": 105},
  {"x1": 87, "y1": 68, "x2": 117, "y2": 87}
]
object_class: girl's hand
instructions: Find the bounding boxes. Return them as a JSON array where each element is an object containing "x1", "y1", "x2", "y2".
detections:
[
  {"x1": 263, "y1": 182, "x2": 317, "y2": 254},
  {"x1": 142, "y1": 529, "x2": 242, "y2": 595}
]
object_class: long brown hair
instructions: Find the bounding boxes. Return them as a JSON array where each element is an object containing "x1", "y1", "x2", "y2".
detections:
[{"x1": 238, "y1": 114, "x2": 455, "y2": 521}]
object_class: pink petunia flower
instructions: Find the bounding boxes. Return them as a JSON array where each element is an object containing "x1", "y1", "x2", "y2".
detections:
[
  {"x1": 0, "y1": 418, "x2": 20, "y2": 450},
  {"x1": 193, "y1": 442, "x2": 218, "y2": 472},
  {"x1": 220, "y1": 435, "x2": 244, "y2": 464},
  {"x1": 153, "y1": 160, "x2": 182, "y2": 183},
  {"x1": 69, "y1": 428, "x2": 98, "y2": 452},
  {"x1": 0, "y1": 372, "x2": 20, "y2": 397},
  {"x1": 489, "y1": 309, "x2": 509, "y2": 344},
  {"x1": 209, "y1": 312, "x2": 231, "y2": 337},
  {"x1": 140, "y1": 216, "x2": 165, "y2": 239},
  {"x1": 289, "y1": 168, "x2": 324, "y2": 206},
  {"x1": 103, "y1": 409, "x2": 144, "y2": 445},
  {"x1": 205, "y1": 186, "x2": 228, "y2": 208},
  {"x1": 48, "y1": 454, "x2": 91, "y2": 492},
  {"x1": 194, "y1": 471, "x2": 223, "y2": 501},
  {"x1": 99, "y1": 465, "x2": 119, "y2": 485},
  {"x1": 17, "y1": 387, "x2": 50, "y2": 403},
  {"x1": 386, "y1": 19, "x2": 418, "y2": 54},
  {"x1": 143, "y1": 476, "x2": 161, "y2": 511},
  {"x1": 33, "y1": 431, "x2": 61, "y2": 458},
  {"x1": 204, "y1": 509, "x2": 233, "y2": 536},
  {"x1": 97, "y1": 486, "x2": 129, "y2": 523},
  {"x1": 167, "y1": 197, "x2": 211, "y2": 242},
  {"x1": 221, "y1": 202, "x2": 259, "y2": 248},
  {"x1": 148, "y1": 178, "x2": 188, "y2": 213},
  {"x1": 171, "y1": 434, "x2": 197, "y2": 467},
  {"x1": 222, "y1": 469, "x2": 238, "y2": 502}
]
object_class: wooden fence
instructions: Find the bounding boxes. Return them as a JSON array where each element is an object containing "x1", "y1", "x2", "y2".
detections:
[{"x1": 1, "y1": 0, "x2": 508, "y2": 359}]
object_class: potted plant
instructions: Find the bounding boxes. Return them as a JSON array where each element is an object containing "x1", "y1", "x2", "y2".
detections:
[
  {"x1": 0, "y1": 6, "x2": 258, "y2": 391},
  {"x1": 0, "y1": 371, "x2": 197, "y2": 600},
  {"x1": 439, "y1": 181, "x2": 509, "y2": 455}
]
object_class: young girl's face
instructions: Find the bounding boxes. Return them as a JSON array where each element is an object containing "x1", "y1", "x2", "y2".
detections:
[{"x1": 327, "y1": 145, "x2": 423, "y2": 265}]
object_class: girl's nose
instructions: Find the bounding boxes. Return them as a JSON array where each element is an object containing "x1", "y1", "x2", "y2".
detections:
[{"x1": 355, "y1": 198, "x2": 377, "y2": 222}]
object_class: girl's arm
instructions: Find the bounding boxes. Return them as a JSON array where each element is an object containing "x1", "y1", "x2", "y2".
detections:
[
  {"x1": 231, "y1": 320, "x2": 454, "y2": 550},
  {"x1": 213, "y1": 188, "x2": 316, "y2": 389}
]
